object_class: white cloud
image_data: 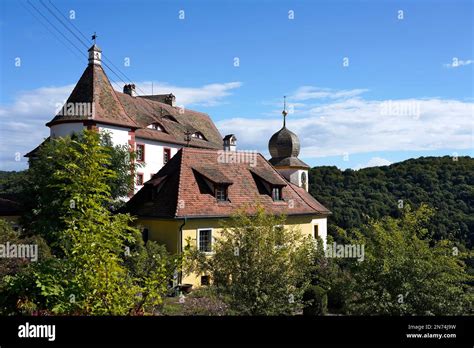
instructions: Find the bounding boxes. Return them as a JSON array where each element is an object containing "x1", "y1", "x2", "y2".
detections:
[
  {"x1": 0, "y1": 85, "x2": 74, "y2": 171},
  {"x1": 444, "y1": 59, "x2": 473, "y2": 68},
  {"x1": 0, "y1": 81, "x2": 242, "y2": 170},
  {"x1": 290, "y1": 86, "x2": 369, "y2": 101},
  {"x1": 217, "y1": 88, "x2": 473, "y2": 159},
  {"x1": 353, "y1": 157, "x2": 392, "y2": 170},
  {"x1": 132, "y1": 81, "x2": 242, "y2": 106}
]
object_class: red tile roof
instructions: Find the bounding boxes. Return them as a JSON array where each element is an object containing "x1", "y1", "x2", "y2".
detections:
[
  {"x1": 117, "y1": 92, "x2": 223, "y2": 148},
  {"x1": 45, "y1": 63, "x2": 223, "y2": 150},
  {"x1": 46, "y1": 64, "x2": 138, "y2": 128},
  {"x1": 125, "y1": 148, "x2": 330, "y2": 219}
]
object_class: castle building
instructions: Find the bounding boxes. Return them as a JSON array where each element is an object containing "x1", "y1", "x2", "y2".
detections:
[
  {"x1": 23, "y1": 43, "x2": 330, "y2": 288},
  {"x1": 26, "y1": 44, "x2": 226, "y2": 193},
  {"x1": 126, "y1": 105, "x2": 330, "y2": 287}
]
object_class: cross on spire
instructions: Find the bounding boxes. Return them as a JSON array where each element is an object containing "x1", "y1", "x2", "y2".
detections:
[
  {"x1": 91, "y1": 32, "x2": 98, "y2": 44},
  {"x1": 282, "y1": 96, "x2": 288, "y2": 127}
]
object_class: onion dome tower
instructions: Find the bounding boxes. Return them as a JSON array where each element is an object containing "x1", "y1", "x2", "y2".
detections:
[{"x1": 268, "y1": 97, "x2": 309, "y2": 191}]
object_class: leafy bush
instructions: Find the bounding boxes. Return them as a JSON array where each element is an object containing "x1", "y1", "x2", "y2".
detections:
[
  {"x1": 184, "y1": 205, "x2": 316, "y2": 315},
  {"x1": 2, "y1": 130, "x2": 174, "y2": 315},
  {"x1": 346, "y1": 205, "x2": 473, "y2": 315},
  {"x1": 303, "y1": 285, "x2": 328, "y2": 316}
]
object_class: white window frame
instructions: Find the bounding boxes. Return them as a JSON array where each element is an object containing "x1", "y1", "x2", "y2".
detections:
[{"x1": 197, "y1": 228, "x2": 214, "y2": 254}]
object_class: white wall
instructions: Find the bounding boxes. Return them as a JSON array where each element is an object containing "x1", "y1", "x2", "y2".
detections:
[
  {"x1": 50, "y1": 123, "x2": 85, "y2": 138},
  {"x1": 277, "y1": 168, "x2": 309, "y2": 191},
  {"x1": 50, "y1": 123, "x2": 184, "y2": 194},
  {"x1": 134, "y1": 138, "x2": 181, "y2": 192},
  {"x1": 97, "y1": 124, "x2": 132, "y2": 147}
]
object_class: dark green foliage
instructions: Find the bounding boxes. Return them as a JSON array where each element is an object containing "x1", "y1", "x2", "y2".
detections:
[
  {"x1": 303, "y1": 285, "x2": 328, "y2": 316},
  {"x1": 0, "y1": 171, "x2": 28, "y2": 195},
  {"x1": 309, "y1": 156, "x2": 474, "y2": 247},
  {"x1": 0, "y1": 219, "x2": 52, "y2": 314},
  {"x1": 344, "y1": 205, "x2": 472, "y2": 315},
  {"x1": 1, "y1": 130, "x2": 173, "y2": 315}
]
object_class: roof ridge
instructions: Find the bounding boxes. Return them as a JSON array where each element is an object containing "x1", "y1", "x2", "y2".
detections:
[{"x1": 119, "y1": 91, "x2": 212, "y2": 117}]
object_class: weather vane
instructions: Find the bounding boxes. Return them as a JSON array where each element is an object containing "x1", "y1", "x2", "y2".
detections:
[
  {"x1": 282, "y1": 96, "x2": 288, "y2": 127},
  {"x1": 92, "y1": 32, "x2": 98, "y2": 44}
]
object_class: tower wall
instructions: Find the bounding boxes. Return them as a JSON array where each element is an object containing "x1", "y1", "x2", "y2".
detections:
[{"x1": 276, "y1": 168, "x2": 309, "y2": 191}]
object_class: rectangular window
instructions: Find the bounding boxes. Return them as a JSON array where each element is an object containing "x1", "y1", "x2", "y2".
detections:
[
  {"x1": 163, "y1": 148, "x2": 171, "y2": 164},
  {"x1": 142, "y1": 228, "x2": 149, "y2": 244},
  {"x1": 272, "y1": 187, "x2": 282, "y2": 201},
  {"x1": 201, "y1": 275, "x2": 210, "y2": 286},
  {"x1": 215, "y1": 185, "x2": 227, "y2": 201},
  {"x1": 137, "y1": 173, "x2": 144, "y2": 186},
  {"x1": 136, "y1": 144, "x2": 145, "y2": 162},
  {"x1": 314, "y1": 225, "x2": 319, "y2": 239},
  {"x1": 198, "y1": 229, "x2": 212, "y2": 253}
]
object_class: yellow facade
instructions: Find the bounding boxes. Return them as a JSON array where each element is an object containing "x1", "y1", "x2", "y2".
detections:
[{"x1": 136, "y1": 214, "x2": 327, "y2": 288}]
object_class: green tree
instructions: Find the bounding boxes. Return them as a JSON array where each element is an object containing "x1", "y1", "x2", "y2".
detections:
[
  {"x1": 100, "y1": 132, "x2": 141, "y2": 208},
  {"x1": 8, "y1": 130, "x2": 172, "y2": 315},
  {"x1": 309, "y1": 156, "x2": 474, "y2": 247},
  {"x1": 20, "y1": 131, "x2": 140, "y2": 246},
  {"x1": 184, "y1": 206, "x2": 316, "y2": 315},
  {"x1": 0, "y1": 219, "x2": 51, "y2": 315},
  {"x1": 346, "y1": 204, "x2": 473, "y2": 315}
]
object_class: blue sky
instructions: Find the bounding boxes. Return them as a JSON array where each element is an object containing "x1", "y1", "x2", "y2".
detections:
[{"x1": 1, "y1": 0, "x2": 472, "y2": 171}]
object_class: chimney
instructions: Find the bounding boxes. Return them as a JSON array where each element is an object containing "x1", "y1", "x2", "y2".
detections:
[
  {"x1": 223, "y1": 134, "x2": 237, "y2": 151},
  {"x1": 123, "y1": 84, "x2": 136, "y2": 97},
  {"x1": 165, "y1": 93, "x2": 176, "y2": 106}
]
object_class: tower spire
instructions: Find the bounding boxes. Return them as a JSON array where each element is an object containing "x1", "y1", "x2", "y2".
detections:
[
  {"x1": 282, "y1": 96, "x2": 288, "y2": 127},
  {"x1": 88, "y1": 33, "x2": 102, "y2": 66}
]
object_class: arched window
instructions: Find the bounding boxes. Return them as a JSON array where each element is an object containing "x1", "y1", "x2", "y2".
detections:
[{"x1": 301, "y1": 172, "x2": 307, "y2": 190}]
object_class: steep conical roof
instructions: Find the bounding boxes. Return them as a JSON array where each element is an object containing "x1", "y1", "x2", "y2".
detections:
[{"x1": 46, "y1": 63, "x2": 137, "y2": 128}]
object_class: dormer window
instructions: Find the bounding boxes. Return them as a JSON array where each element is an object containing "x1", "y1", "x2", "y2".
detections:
[
  {"x1": 215, "y1": 185, "x2": 228, "y2": 201},
  {"x1": 163, "y1": 115, "x2": 179, "y2": 123},
  {"x1": 148, "y1": 122, "x2": 165, "y2": 131},
  {"x1": 192, "y1": 132, "x2": 206, "y2": 140},
  {"x1": 192, "y1": 167, "x2": 232, "y2": 202},
  {"x1": 272, "y1": 187, "x2": 283, "y2": 201}
]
